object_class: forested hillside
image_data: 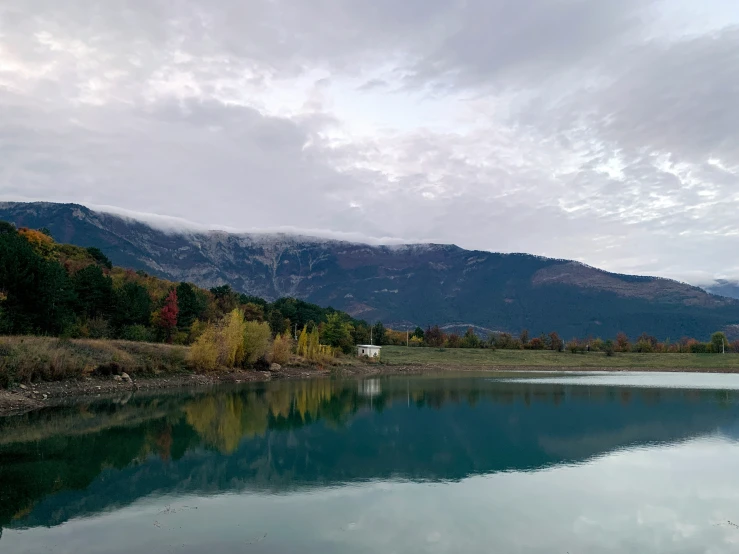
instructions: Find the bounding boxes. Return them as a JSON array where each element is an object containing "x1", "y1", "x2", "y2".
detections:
[
  {"x1": 2, "y1": 202, "x2": 739, "y2": 340},
  {"x1": 0, "y1": 221, "x2": 375, "y2": 348}
]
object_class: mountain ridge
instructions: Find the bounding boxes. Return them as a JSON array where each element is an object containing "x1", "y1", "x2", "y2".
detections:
[{"x1": 1, "y1": 201, "x2": 737, "y2": 339}]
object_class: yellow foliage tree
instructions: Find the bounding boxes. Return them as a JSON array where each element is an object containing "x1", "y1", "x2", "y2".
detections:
[
  {"x1": 221, "y1": 309, "x2": 246, "y2": 367},
  {"x1": 188, "y1": 309, "x2": 246, "y2": 371},
  {"x1": 308, "y1": 327, "x2": 320, "y2": 360},
  {"x1": 189, "y1": 323, "x2": 219, "y2": 371},
  {"x1": 297, "y1": 325, "x2": 308, "y2": 357},
  {"x1": 18, "y1": 228, "x2": 56, "y2": 259},
  {"x1": 243, "y1": 320, "x2": 272, "y2": 364},
  {"x1": 271, "y1": 333, "x2": 293, "y2": 365}
]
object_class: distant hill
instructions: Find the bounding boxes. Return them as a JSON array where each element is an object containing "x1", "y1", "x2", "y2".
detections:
[
  {"x1": 705, "y1": 280, "x2": 739, "y2": 300},
  {"x1": 1, "y1": 201, "x2": 737, "y2": 339}
]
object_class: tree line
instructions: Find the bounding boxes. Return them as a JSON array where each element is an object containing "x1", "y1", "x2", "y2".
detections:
[{"x1": 377, "y1": 325, "x2": 735, "y2": 354}]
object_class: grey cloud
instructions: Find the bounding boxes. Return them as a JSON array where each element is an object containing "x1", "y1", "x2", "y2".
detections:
[
  {"x1": 1, "y1": 0, "x2": 739, "y2": 283},
  {"x1": 357, "y1": 79, "x2": 389, "y2": 92}
]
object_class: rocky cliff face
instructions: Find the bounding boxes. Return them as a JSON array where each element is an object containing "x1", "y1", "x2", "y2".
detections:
[{"x1": 2, "y1": 201, "x2": 737, "y2": 339}]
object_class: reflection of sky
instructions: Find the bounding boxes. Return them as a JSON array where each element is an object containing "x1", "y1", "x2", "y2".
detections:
[
  {"x1": 498, "y1": 371, "x2": 739, "y2": 390},
  {"x1": 5, "y1": 437, "x2": 739, "y2": 554}
]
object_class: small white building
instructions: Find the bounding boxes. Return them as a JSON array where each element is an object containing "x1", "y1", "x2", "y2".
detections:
[{"x1": 356, "y1": 345, "x2": 382, "y2": 358}]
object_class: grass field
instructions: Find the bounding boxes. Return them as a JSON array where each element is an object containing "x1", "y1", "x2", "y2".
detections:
[{"x1": 380, "y1": 345, "x2": 739, "y2": 370}]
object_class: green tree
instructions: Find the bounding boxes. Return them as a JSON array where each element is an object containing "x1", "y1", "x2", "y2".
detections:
[
  {"x1": 85, "y1": 247, "x2": 113, "y2": 269},
  {"x1": 113, "y1": 282, "x2": 152, "y2": 329},
  {"x1": 711, "y1": 331, "x2": 728, "y2": 353},
  {"x1": 72, "y1": 264, "x2": 114, "y2": 320},
  {"x1": 413, "y1": 326, "x2": 425, "y2": 340},
  {"x1": 268, "y1": 309, "x2": 288, "y2": 337},
  {"x1": 322, "y1": 312, "x2": 354, "y2": 353},
  {"x1": 176, "y1": 282, "x2": 202, "y2": 330},
  {"x1": 461, "y1": 327, "x2": 480, "y2": 348},
  {"x1": 210, "y1": 285, "x2": 239, "y2": 316},
  {"x1": 372, "y1": 322, "x2": 387, "y2": 346},
  {"x1": 0, "y1": 226, "x2": 75, "y2": 334},
  {"x1": 352, "y1": 321, "x2": 371, "y2": 345}
]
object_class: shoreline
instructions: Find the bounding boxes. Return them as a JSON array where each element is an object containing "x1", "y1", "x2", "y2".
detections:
[{"x1": 3, "y1": 363, "x2": 739, "y2": 417}]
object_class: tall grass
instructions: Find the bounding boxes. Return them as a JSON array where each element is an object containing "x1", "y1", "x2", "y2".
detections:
[{"x1": 0, "y1": 336, "x2": 189, "y2": 387}]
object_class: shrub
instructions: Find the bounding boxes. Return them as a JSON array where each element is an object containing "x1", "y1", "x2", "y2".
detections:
[
  {"x1": 121, "y1": 324, "x2": 152, "y2": 342},
  {"x1": 189, "y1": 324, "x2": 219, "y2": 371},
  {"x1": 527, "y1": 337, "x2": 545, "y2": 350},
  {"x1": 604, "y1": 339, "x2": 615, "y2": 357},
  {"x1": 244, "y1": 320, "x2": 271, "y2": 365},
  {"x1": 271, "y1": 333, "x2": 293, "y2": 365},
  {"x1": 567, "y1": 339, "x2": 584, "y2": 354}
]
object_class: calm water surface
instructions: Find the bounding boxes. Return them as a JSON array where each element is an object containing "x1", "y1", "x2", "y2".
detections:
[{"x1": 3, "y1": 372, "x2": 739, "y2": 553}]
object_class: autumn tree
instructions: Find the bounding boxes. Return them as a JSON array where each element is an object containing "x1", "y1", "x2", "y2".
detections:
[
  {"x1": 548, "y1": 332, "x2": 561, "y2": 351},
  {"x1": 446, "y1": 333, "x2": 462, "y2": 348},
  {"x1": 155, "y1": 289, "x2": 179, "y2": 343},
  {"x1": 297, "y1": 325, "x2": 309, "y2": 357},
  {"x1": 271, "y1": 333, "x2": 293, "y2": 365},
  {"x1": 244, "y1": 320, "x2": 272, "y2": 365},
  {"x1": 243, "y1": 302, "x2": 265, "y2": 322},
  {"x1": 528, "y1": 337, "x2": 544, "y2": 350},
  {"x1": 616, "y1": 332, "x2": 630, "y2": 352},
  {"x1": 18, "y1": 228, "x2": 56, "y2": 259},
  {"x1": 425, "y1": 325, "x2": 445, "y2": 347}
]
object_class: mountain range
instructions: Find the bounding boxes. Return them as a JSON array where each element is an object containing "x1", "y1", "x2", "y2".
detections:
[{"x1": 1, "y1": 201, "x2": 737, "y2": 339}]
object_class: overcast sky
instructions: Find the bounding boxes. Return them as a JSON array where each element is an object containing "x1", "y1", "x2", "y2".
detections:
[{"x1": 1, "y1": 1, "x2": 739, "y2": 284}]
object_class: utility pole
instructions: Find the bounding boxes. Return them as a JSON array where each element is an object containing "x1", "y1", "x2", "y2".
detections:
[
  {"x1": 370, "y1": 326, "x2": 373, "y2": 346},
  {"x1": 406, "y1": 327, "x2": 409, "y2": 347},
  {"x1": 723, "y1": 339, "x2": 726, "y2": 354}
]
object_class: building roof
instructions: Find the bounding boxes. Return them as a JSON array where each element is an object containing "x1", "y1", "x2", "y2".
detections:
[{"x1": 356, "y1": 345, "x2": 382, "y2": 348}]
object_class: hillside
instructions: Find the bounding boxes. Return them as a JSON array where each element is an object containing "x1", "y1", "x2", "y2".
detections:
[
  {"x1": 2, "y1": 201, "x2": 737, "y2": 339},
  {"x1": 705, "y1": 280, "x2": 739, "y2": 300}
]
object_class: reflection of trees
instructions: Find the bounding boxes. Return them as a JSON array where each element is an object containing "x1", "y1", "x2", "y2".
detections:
[
  {"x1": 5, "y1": 378, "x2": 739, "y2": 534},
  {"x1": 186, "y1": 395, "x2": 251, "y2": 454},
  {"x1": 182, "y1": 381, "x2": 358, "y2": 453}
]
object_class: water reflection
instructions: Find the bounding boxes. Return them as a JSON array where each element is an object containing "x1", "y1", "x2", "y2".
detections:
[{"x1": 2, "y1": 374, "x2": 739, "y2": 552}]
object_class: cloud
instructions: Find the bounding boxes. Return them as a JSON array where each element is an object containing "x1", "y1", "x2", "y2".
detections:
[{"x1": 0, "y1": 0, "x2": 738, "y2": 284}]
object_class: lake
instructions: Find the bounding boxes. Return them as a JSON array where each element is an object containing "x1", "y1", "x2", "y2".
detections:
[{"x1": 3, "y1": 371, "x2": 739, "y2": 553}]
